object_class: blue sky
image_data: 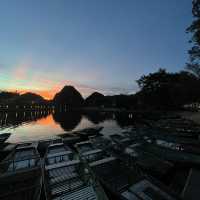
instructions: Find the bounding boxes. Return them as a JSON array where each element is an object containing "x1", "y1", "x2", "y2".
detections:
[{"x1": 0, "y1": 0, "x2": 193, "y2": 98}]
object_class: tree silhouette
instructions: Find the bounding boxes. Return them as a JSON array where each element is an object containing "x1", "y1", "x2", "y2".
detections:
[
  {"x1": 136, "y1": 69, "x2": 200, "y2": 108},
  {"x1": 186, "y1": 0, "x2": 200, "y2": 78}
]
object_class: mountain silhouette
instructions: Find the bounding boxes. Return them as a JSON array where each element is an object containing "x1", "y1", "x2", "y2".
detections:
[
  {"x1": 53, "y1": 85, "x2": 84, "y2": 107},
  {"x1": 84, "y1": 92, "x2": 105, "y2": 107}
]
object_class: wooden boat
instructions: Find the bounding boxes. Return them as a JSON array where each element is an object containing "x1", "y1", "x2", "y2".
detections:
[
  {"x1": 0, "y1": 133, "x2": 11, "y2": 144},
  {"x1": 123, "y1": 143, "x2": 174, "y2": 179},
  {"x1": 110, "y1": 134, "x2": 133, "y2": 147},
  {"x1": 140, "y1": 143, "x2": 200, "y2": 165},
  {"x1": 37, "y1": 136, "x2": 63, "y2": 157},
  {"x1": 75, "y1": 141, "x2": 178, "y2": 200},
  {"x1": 59, "y1": 133, "x2": 82, "y2": 145},
  {"x1": 89, "y1": 136, "x2": 112, "y2": 151},
  {"x1": 148, "y1": 138, "x2": 200, "y2": 155},
  {"x1": 181, "y1": 168, "x2": 200, "y2": 200},
  {"x1": 0, "y1": 143, "x2": 16, "y2": 162},
  {"x1": 80, "y1": 126, "x2": 103, "y2": 134},
  {"x1": 75, "y1": 140, "x2": 110, "y2": 164},
  {"x1": 147, "y1": 132, "x2": 200, "y2": 146},
  {"x1": 75, "y1": 140, "x2": 95, "y2": 151},
  {"x1": 75, "y1": 126, "x2": 104, "y2": 139},
  {"x1": 43, "y1": 142, "x2": 108, "y2": 200},
  {"x1": 44, "y1": 143, "x2": 75, "y2": 165},
  {"x1": 0, "y1": 142, "x2": 42, "y2": 200},
  {"x1": 89, "y1": 157, "x2": 178, "y2": 200},
  {"x1": 141, "y1": 130, "x2": 200, "y2": 154}
]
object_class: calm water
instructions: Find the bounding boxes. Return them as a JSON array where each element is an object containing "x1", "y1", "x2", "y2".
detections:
[{"x1": 0, "y1": 110, "x2": 135, "y2": 143}]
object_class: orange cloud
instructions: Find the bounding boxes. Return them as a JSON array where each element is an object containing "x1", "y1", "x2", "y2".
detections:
[{"x1": 12, "y1": 82, "x2": 97, "y2": 100}]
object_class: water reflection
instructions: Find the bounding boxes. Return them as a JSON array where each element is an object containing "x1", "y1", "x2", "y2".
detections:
[
  {"x1": 0, "y1": 110, "x2": 135, "y2": 143},
  {"x1": 83, "y1": 111, "x2": 113, "y2": 124},
  {"x1": 0, "y1": 110, "x2": 51, "y2": 129},
  {"x1": 115, "y1": 112, "x2": 135, "y2": 128},
  {"x1": 53, "y1": 111, "x2": 82, "y2": 131}
]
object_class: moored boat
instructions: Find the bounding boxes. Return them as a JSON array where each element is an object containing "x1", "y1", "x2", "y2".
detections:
[
  {"x1": 140, "y1": 143, "x2": 200, "y2": 165},
  {"x1": 75, "y1": 140, "x2": 110, "y2": 164},
  {"x1": 89, "y1": 156, "x2": 178, "y2": 200},
  {"x1": 123, "y1": 143, "x2": 174, "y2": 179},
  {"x1": 181, "y1": 168, "x2": 200, "y2": 200},
  {"x1": 0, "y1": 142, "x2": 42, "y2": 200},
  {"x1": 75, "y1": 126, "x2": 104, "y2": 139},
  {"x1": 43, "y1": 142, "x2": 108, "y2": 200},
  {"x1": 0, "y1": 133, "x2": 11, "y2": 144}
]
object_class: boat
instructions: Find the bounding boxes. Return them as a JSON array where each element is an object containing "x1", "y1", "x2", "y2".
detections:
[
  {"x1": 153, "y1": 119, "x2": 200, "y2": 138},
  {"x1": 0, "y1": 133, "x2": 11, "y2": 144},
  {"x1": 140, "y1": 143, "x2": 200, "y2": 165},
  {"x1": 148, "y1": 137, "x2": 200, "y2": 155},
  {"x1": 75, "y1": 141, "x2": 176, "y2": 200},
  {"x1": 75, "y1": 126, "x2": 104, "y2": 139},
  {"x1": 0, "y1": 143, "x2": 17, "y2": 162},
  {"x1": 80, "y1": 126, "x2": 103, "y2": 134},
  {"x1": 181, "y1": 168, "x2": 200, "y2": 200},
  {"x1": 0, "y1": 142, "x2": 42, "y2": 200},
  {"x1": 43, "y1": 142, "x2": 108, "y2": 200},
  {"x1": 75, "y1": 140, "x2": 96, "y2": 154},
  {"x1": 110, "y1": 134, "x2": 133, "y2": 147},
  {"x1": 89, "y1": 156, "x2": 178, "y2": 200},
  {"x1": 146, "y1": 131, "x2": 200, "y2": 146},
  {"x1": 59, "y1": 133, "x2": 82, "y2": 145},
  {"x1": 123, "y1": 143, "x2": 174, "y2": 179},
  {"x1": 37, "y1": 136, "x2": 63, "y2": 157},
  {"x1": 89, "y1": 136, "x2": 112, "y2": 151},
  {"x1": 75, "y1": 140, "x2": 110, "y2": 163}
]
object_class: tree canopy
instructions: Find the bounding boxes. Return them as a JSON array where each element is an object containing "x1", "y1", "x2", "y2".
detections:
[
  {"x1": 136, "y1": 69, "x2": 200, "y2": 108},
  {"x1": 186, "y1": 0, "x2": 200, "y2": 77}
]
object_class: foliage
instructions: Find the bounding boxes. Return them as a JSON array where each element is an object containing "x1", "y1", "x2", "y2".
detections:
[
  {"x1": 186, "y1": 0, "x2": 200, "y2": 77},
  {"x1": 0, "y1": 91, "x2": 19, "y2": 103},
  {"x1": 136, "y1": 69, "x2": 200, "y2": 108}
]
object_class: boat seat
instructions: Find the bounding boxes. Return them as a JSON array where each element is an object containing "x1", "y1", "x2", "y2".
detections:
[
  {"x1": 47, "y1": 154, "x2": 72, "y2": 165},
  {"x1": 82, "y1": 149, "x2": 102, "y2": 157},
  {"x1": 47, "y1": 151, "x2": 72, "y2": 159},
  {"x1": 121, "y1": 190, "x2": 140, "y2": 200},
  {"x1": 49, "y1": 163, "x2": 78, "y2": 175},
  {"x1": 7, "y1": 159, "x2": 37, "y2": 171},
  {"x1": 89, "y1": 156, "x2": 116, "y2": 167},
  {"x1": 50, "y1": 172, "x2": 79, "y2": 185},
  {"x1": 129, "y1": 179, "x2": 176, "y2": 200},
  {"x1": 51, "y1": 179, "x2": 84, "y2": 196},
  {"x1": 45, "y1": 160, "x2": 80, "y2": 171},
  {"x1": 53, "y1": 185, "x2": 97, "y2": 200}
]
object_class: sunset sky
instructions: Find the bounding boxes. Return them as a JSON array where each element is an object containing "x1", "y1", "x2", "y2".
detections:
[{"x1": 0, "y1": 0, "x2": 192, "y2": 99}]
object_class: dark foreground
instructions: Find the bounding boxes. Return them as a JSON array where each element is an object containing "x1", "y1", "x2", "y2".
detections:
[{"x1": 0, "y1": 112, "x2": 200, "y2": 200}]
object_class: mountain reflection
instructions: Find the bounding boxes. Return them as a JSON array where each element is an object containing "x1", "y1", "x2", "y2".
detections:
[
  {"x1": 115, "y1": 112, "x2": 135, "y2": 128},
  {"x1": 83, "y1": 111, "x2": 113, "y2": 124},
  {"x1": 0, "y1": 110, "x2": 136, "y2": 132},
  {"x1": 53, "y1": 111, "x2": 82, "y2": 131}
]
